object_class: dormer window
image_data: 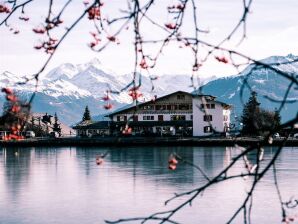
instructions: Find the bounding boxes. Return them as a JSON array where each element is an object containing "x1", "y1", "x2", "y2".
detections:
[{"x1": 177, "y1": 94, "x2": 185, "y2": 100}]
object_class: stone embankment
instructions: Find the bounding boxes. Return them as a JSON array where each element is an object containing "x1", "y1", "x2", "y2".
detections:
[{"x1": 0, "y1": 136, "x2": 297, "y2": 147}]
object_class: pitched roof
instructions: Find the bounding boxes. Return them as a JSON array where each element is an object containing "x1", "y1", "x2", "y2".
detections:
[
  {"x1": 73, "y1": 121, "x2": 110, "y2": 130},
  {"x1": 105, "y1": 91, "x2": 192, "y2": 117}
]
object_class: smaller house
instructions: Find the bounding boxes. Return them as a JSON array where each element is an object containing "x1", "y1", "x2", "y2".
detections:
[{"x1": 73, "y1": 121, "x2": 111, "y2": 137}]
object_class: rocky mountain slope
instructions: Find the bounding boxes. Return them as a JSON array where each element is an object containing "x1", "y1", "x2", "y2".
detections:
[
  {"x1": 0, "y1": 59, "x2": 212, "y2": 125},
  {"x1": 199, "y1": 54, "x2": 298, "y2": 123}
]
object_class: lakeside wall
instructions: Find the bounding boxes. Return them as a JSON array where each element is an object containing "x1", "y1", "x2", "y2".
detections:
[{"x1": 0, "y1": 137, "x2": 297, "y2": 147}]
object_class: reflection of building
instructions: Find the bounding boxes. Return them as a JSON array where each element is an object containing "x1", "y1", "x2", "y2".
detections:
[{"x1": 73, "y1": 91, "x2": 231, "y2": 137}]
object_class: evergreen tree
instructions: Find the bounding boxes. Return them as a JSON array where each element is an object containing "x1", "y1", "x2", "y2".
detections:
[
  {"x1": 273, "y1": 108, "x2": 281, "y2": 129},
  {"x1": 241, "y1": 93, "x2": 283, "y2": 136},
  {"x1": 241, "y1": 91, "x2": 261, "y2": 135},
  {"x1": 52, "y1": 112, "x2": 61, "y2": 136},
  {"x1": 82, "y1": 106, "x2": 91, "y2": 121}
]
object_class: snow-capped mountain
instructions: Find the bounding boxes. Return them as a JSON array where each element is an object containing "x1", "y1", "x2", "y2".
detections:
[
  {"x1": 0, "y1": 54, "x2": 297, "y2": 125},
  {"x1": 199, "y1": 54, "x2": 298, "y2": 123},
  {"x1": 0, "y1": 59, "x2": 211, "y2": 125}
]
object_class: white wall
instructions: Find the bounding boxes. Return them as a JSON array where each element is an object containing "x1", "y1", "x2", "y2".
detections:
[{"x1": 192, "y1": 97, "x2": 231, "y2": 136}]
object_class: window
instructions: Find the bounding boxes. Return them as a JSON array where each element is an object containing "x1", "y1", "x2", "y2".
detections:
[
  {"x1": 143, "y1": 105, "x2": 153, "y2": 110},
  {"x1": 171, "y1": 115, "x2": 186, "y2": 121},
  {"x1": 117, "y1": 115, "x2": 126, "y2": 121},
  {"x1": 166, "y1": 105, "x2": 171, "y2": 110},
  {"x1": 203, "y1": 115, "x2": 212, "y2": 121},
  {"x1": 201, "y1": 104, "x2": 215, "y2": 109},
  {"x1": 158, "y1": 115, "x2": 163, "y2": 121},
  {"x1": 155, "y1": 105, "x2": 166, "y2": 110},
  {"x1": 178, "y1": 104, "x2": 189, "y2": 110},
  {"x1": 204, "y1": 126, "x2": 212, "y2": 133},
  {"x1": 143, "y1": 116, "x2": 154, "y2": 121},
  {"x1": 177, "y1": 94, "x2": 185, "y2": 100},
  {"x1": 133, "y1": 115, "x2": 138, "y2": 121},
  {"x1": 190, "y1": 115, "x2": 193, "y2": 120}
]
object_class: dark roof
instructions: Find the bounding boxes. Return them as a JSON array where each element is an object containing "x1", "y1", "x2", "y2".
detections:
[
  {"x1": 105, "y1": 91, "x2": 192, "y2": 117},
  {"x1": 191, "y1": 89, "x2": 216, "y2": 98},
  {"x1": 73, "y1": 121, "x2": 110, "y2": 130},
  {"x1": 192, "y1": 90, "x2": 232, "y2": 108}
]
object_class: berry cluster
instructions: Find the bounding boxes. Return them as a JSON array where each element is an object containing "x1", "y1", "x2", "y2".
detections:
[
  {"x1": 168, "y1": 154, "x2": 179, "y2": 170},
  {"x1": 1, "y1": 88, "x2": 25, "y2": 141},
  {"x1": 102, "y1": 91, "x2": 113, "y2": 110},
  {"x1": 88, "y1": 5, "x2": 102, "y2": 20},
  {"x1": 215, "y1": 56, "x2": 229, "y2": 64},
  {"x1": 128, "y1": 86, "x2": 143, "y2": 100},
  {"x1": 34, "y1": 37, "x2": 58, "y2": 54},
  {"x1": 0, "y1": 4, "x2": 10, "y2": 13},
  {"x1": 122, "y1": 124, "x2": 132, "y2": 135}
]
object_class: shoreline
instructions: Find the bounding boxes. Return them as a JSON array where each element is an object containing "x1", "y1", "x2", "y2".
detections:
[{"x1": 0, "y1": 136, "x2": 297, "y2": 147}]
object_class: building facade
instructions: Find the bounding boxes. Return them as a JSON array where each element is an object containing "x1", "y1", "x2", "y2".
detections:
[
  {"x1": 107, "y1": 91, "x2": 193, "y2": 136},
  {"x1": 73, "y1": 120, "x2": 110, "y2": 137},
  {"x1": 192, "y1": 94, "x2": 231, "y2": 136},
  {"x1": 73, "y1": 91, "x2": 232, "y2": 137}
]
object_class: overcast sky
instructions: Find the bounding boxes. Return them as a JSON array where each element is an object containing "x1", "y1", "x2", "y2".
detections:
[{"x1": 0, "y1": 0, "x2": 297, "y2": 79}]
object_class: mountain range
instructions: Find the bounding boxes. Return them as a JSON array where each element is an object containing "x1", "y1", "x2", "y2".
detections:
[
  {"x1": 0, "y1": 54, "x2": 297, "y2": 125},
  {"x1": 200, "y1": 54, "x2": 298, "y2": 123}
]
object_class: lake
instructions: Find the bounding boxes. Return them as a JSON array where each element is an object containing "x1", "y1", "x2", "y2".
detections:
[{"x1": 0, "y1": 146, "x2": 297, "y2": 224}]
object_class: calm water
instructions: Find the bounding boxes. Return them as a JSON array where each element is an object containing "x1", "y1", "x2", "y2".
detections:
[{"x1": 0, "y1": 146, "x2": 297, "y2": 224}]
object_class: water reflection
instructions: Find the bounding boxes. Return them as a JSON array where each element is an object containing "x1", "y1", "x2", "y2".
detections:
[{"x1": 0, "y1": 146, "x2": 297, "y2": 224}]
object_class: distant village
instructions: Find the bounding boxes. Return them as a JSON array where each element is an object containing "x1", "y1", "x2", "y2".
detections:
[
  {"x1": 73, "y1": 90, "x2": 298, "y2": 139},
  {"x1": 1, "y1": 90, "x2": 297, "y2": 140}
]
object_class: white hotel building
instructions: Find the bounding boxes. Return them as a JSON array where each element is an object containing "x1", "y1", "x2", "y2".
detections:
[{"x1": 106, "y1": 91, "x2": 231, "y2": 137}]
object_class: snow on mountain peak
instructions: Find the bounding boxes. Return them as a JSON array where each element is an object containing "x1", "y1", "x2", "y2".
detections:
[
  {"x1": 260, "y1": 54, "x2": 298, "y2": 65},
  {"x1": 0, "y1": 71, "x2": 32, "y2": 88},
  {"x1": 40, "y1": 79, "x2": 91, "y2": 98},
  {"x1": 45, "y1": 63, "x2": 79, "y2": 81},
  {"x1": 77, "y1": 58, "x2": 101, "y2": 71}
]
